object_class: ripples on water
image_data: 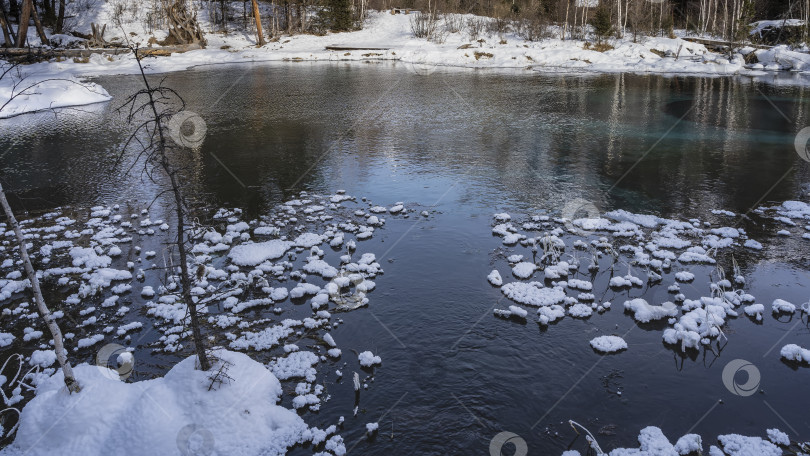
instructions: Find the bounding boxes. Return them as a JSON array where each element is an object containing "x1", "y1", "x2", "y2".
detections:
[{"x1": 0, "y1": 63, "x2": 809, "y2": 454}]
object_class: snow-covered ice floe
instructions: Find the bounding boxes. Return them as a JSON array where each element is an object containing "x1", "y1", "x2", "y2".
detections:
[
  {"x1": 0, "y1": 191, "x2": 417, "y2": 454},
  {"x1": 559, "y1": 425, "x2": 796, "y2": 456},
  {"x1": 589, "y1": 335, "x2": 627, "y2": 353},
  {"x1": 489, "y1": 202, "x2": 810, "y2": 354}
]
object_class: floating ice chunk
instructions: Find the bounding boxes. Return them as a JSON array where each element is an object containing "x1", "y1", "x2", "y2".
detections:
[
  {"x1": 269, "y1": 350, "x2": 319, "y2": 382},
  {"x1": 487, "y1": 270, "x2": 503, "y2": 287},
  {"x1": 537, "y1": 305, "x2": 565, "y2": 325},
  {"x1": 511, "y1": 262, "x2": 537, "y2": 279},
  {"x1": 678, "y1": 247, "x2": 716, "y2": 264},
  {"x1": 780, "y1": 344, "x2": 810, "y2": 363},
  {"x1": 710, "y1": 227, "x2": 740, "y2": 238},
  {"x1": 674, "y1": 434, "x2": 702, "y2": 455},
  {"x1": 77, "y1": 334, "x2": 104, "y2": 348},
  {"x1": 568, "y1": 303, "x2": 593, "y2": 318},
  {"x1": 609, "y1": 274, "x2": 643, "y2": 288},
  {"x1": 140, "y1": 286, "x2": 155, "y2": 298},
  {"x1": 624, "y1": 299, "x2": 678, "y2": 323},
  {"x1": 508, "y1": 305, "x2": 528, "y2": 318},
  {"x1": 663, "y1": 328, "x2": 701, "y2": 351},
  {"x1": 0, "y1": 332, "x2": 14, "y2": 347},
  {"x1": 493, "y1": 213, "x2": 511, "y2": 222},
  {"x1": 303, "y1": 259, "x2": 338, "y2": 279},
  {"x1": 744, "y1": 304, "x2": 765, "y2": 321},
  {"x1": 590, "y1": 335, "x2": 627, "y2": 353},
  {"x1": 230, "y1": 319, "x2": 301, "y2": 351},
  {"x1": 567, "y1": 279, "x2": 593, "y2": 291},
  {"x1": 716, "y1": 434, "x2": 781, "y2": 456},
  {"x1": 495, "y1": 305, "x2": 529, "y2": 319},
  {"x1": 766, "y1": 429, "x2": 790, "y2": 446},
  {"x1": 358, "y1": 351, "x2": 381, "y2": 367},
  {"x1": 229, "y1": 240, "x2": 293, "y2": 266},
  {"x1": 771, "y1": 299, "x2": 796, "y2": 314},
  {"x1": 69, "y1": 247, "x2": 111, "y2": 269},
  {"x1": 254, "y1": 226, "x2": 280, "y2": 236},
  {"x1": 290, "y1": 283, "x2": 321, "y2": 299},
  {"x1": 543, "y1": 262, "x2": 570, "y2": 280},
  {"x1": 605, "y1": 210, "x2": 663, "y2": 228},
  {"x1": 366, "y1": 422, "x2": 379, "y2": 434},
  {"x1": 501, "y1": 282, "x2": 566, "y2": 307},
  {"x1": 29, "y1": 350, "x2": 57, "y2": 368},
  {"x1": 674, "y1": 271, "x2": 695, "y2": 282}
]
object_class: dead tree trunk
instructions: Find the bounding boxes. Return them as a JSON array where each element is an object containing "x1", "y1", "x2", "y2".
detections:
[
  {"x1": 56, "y1": 0, "x2": 65, "y2": 33},
  {"x1": 168, "y1": 170, "x2": 210, "y2": 371},
  {"x1": 0, "y1": 183, "x2": 81, "y2": 393},
  {"x1": 88, "y1": 22, "x2": 108, "y2": 47},
  {"x1": 0, "y1": 8, "x2": 14, "y2": 47},
  {"x1": 251, "y1": 0, "x2": 265, "y2": 45},
  {"x1": 30, "y1": 0, "x2": 48, "y2": 45},
  {"x1": 15, "y1": 0, "x2": 31, "y2": 48},
  {"x1": 126, "y1": 50, "x2": 212, "y2": 371}
]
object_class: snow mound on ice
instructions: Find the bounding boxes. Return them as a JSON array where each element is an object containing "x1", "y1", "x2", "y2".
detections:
[
  {"x1": 589, "y1": 335, "x2": 627, "y2": 353},
  {"x1": 228, "y1": 240, "x2": 294, "y2": 266},
  {"x1": 1, "y1": 350, "x2": 310, "y2": 456},
  {"x1": 501, "y1": 282, "x2": 566, "y2": 307}
]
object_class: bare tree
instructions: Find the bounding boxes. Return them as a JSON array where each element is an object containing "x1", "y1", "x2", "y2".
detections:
[{"x1": 119, "y1": 47, "x2": 211, "y2": 371}]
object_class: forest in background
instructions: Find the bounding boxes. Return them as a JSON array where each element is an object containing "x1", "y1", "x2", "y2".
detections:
[{"x1": 0, "y1": 0, "x2": 807, "y2": 51}]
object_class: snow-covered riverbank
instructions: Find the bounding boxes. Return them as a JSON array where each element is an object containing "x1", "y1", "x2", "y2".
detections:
[{"x1": 3, "y1": 8, "x2": 810, "y2": 118}]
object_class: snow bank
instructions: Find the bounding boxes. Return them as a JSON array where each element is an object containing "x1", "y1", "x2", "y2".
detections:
[
  {"x1": 0, "y1": 74, "x2": 111, "y2": 119},
  {"x1": 1, "y1": 350, "x2": 311, "y2": 456}
]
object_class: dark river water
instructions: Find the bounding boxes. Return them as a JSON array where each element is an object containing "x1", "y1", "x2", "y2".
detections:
[{"x1": 1, "y1": 63, "x2": 809, "y2": 455}]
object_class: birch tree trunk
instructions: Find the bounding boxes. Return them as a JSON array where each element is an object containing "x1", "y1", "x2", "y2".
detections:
[{"x1": 0, "y1": 183, "x2": 80, "y2": 393}]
